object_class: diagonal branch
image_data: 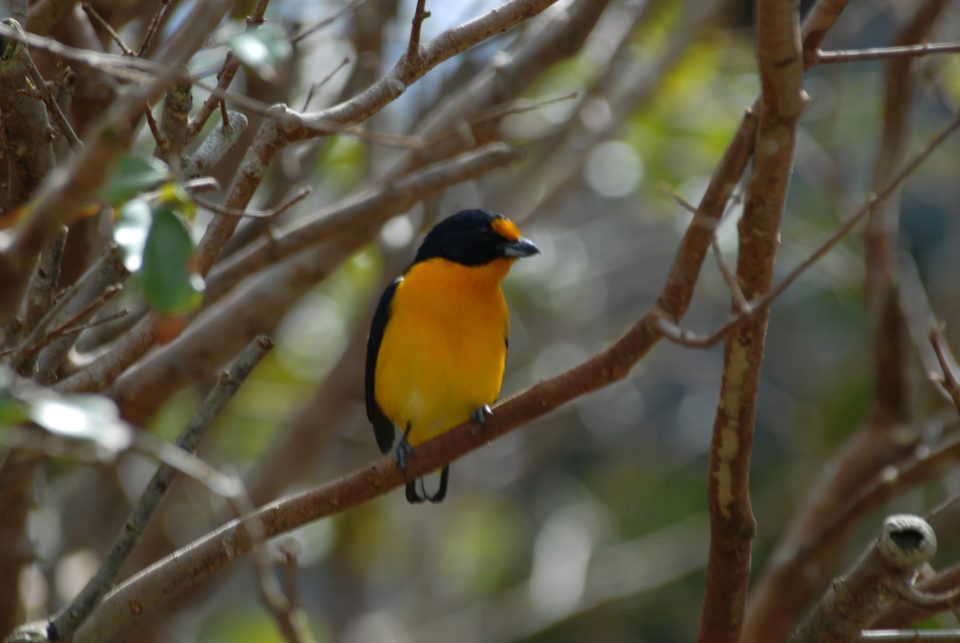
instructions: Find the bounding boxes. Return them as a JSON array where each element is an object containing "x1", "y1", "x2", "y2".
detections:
[{"x1": 45, "y1": 336, "x2": 273, "y2": 641}]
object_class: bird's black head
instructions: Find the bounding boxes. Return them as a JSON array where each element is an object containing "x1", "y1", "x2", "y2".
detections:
[{"x1": 413, "y1": 209, "x2": 539, "y2": 267}]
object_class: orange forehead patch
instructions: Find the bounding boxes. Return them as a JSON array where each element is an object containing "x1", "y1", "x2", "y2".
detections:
[{"x1": 491, "y1": 216, "x2": 521, "y2": 241}]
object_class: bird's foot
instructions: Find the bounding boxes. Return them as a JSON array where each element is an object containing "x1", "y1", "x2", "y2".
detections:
[
  {"x1": 395, "y1": 423, "x2": 414, "y2": 480},
  {"x1": 470, "y1": 404, "x2": 493, "y2": 433}
]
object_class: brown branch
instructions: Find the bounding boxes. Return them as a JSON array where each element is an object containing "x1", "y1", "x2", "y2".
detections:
[
  {"x1": 501, "y1": 0, "x2": 716, "y2": 221},
  {"x1": 866, "y1": 0, "x2": 946, "y2": 435},
  {"x1": 73, "y1": 282, "x2": 713, "y2": 641},
  {"x1": 796, "y1": 415, "x2": 960, "y2": 565},
  {"x1": 696, "y1": 0, "x2": 805, "y2": 639},
  {"x1": 744, "y1": 2, "x2": 952, "y2": 639},
  {"x1": 80, "y1": 2, "x2": 135, "y2": 55},
  {"x1": 930, "y1": 328, "x2": 960, "y2": 415},
  {"x1": 659, "y1": 108, "x2": 960, "y2": 351},
  {"x1": 136, "y1": 0, "x2": 170, "y2": 57}
]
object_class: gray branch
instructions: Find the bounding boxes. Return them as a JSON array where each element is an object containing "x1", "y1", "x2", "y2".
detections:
[
  {"x1": 789, "y1": 515, "x2": 939, "y2": 643},
  {"x1": 43, "y1": 335, "x2": 273, "y2": 641}
]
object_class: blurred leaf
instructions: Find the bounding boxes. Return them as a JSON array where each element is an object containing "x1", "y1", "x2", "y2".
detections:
[
  {"x1": 100, "y1": 155, "x2": 170, "y2": 205},
  {"x1": 27, "y1": 394, "x2": 131, "y2": 452},
  {"x1": 142, "y1": 207, "x2": 204, "y2": 314},
  {"x1": 115, "y1": 198, "x2": 152, "y2": 272},
  {"x1": 0, "y1": 393, "x2": 29, "y2": 427},
  {"x1": 227, "y1": 24, "x2": 291, "y2": 82}
]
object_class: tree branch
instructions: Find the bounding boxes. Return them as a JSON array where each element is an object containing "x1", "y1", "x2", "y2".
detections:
[
  {"x1": 44, "y1": 336, "x2": 273, "y2": 641},
  {"x1": 816, "y1": 42, "x2": 960, "y2": 65},
  {"x1": 0, "y1": 0, "x2": 233, "y2": 323},
  {"x1": 789, "y1": 515, "x2": 938, "y2": 642},
  {"x1": 744, "y1": 2, "x2": 955, "y2": 638},
  {"x1": 195, "y1": 0, "x2": 561, "y2": 277}
]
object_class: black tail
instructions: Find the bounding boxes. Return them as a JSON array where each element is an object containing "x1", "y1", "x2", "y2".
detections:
[{"x1": 405, "y1": 465, "x2": 449, "y2": 503}]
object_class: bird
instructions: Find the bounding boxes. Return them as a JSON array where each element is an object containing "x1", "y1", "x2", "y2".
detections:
[{"x1": 365, "y1": 209, "x2": 539, "y2": 503}]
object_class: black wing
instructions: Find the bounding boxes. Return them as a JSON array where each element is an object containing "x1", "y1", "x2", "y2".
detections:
[{"x1": 365, "y1": 277, "x2": 401, "y2": 454}]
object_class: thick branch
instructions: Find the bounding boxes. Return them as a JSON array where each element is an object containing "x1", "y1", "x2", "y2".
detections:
[
  {"x1": 0, "y1": 19, "x2": 56, "y2": 212},
  {"x1": 74, "y1": 300, "x2": 678, "y2": 641},
  {"x1": 743, "y1": 2, "x2": 953, "y2": 639},
  {"x1": 789, "y1": 515, "x2": 938, "y2": 642},
  {"x1": 697, "y1": 0, "x2": 805, "y2": 640}
]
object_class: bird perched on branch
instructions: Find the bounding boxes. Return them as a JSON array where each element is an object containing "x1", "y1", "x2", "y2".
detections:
[{"x1": 365, "y1": 209, "x2": 539, "y2": 503}]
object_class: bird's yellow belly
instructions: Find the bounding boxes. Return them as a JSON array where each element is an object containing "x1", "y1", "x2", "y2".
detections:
[{"x1": 374, "y1": 273, "x2": 507, "y2": 446}]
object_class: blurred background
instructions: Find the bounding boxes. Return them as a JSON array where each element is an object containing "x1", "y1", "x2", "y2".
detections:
[{"x1": 7, "y1": 0, "x2": 960, "y2": 640}]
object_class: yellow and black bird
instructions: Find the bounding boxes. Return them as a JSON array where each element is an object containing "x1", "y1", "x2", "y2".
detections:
[{"x1": 365, "y1": 209, "x2": 539, "y2": 503}]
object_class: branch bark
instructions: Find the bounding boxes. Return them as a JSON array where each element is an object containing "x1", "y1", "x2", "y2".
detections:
[
  {"x1": 743, "y1": 3, "x2": 950, "y2": 639},
  {"x1": 789, "y1": 515, "x2": 938, "y2": 643},
  {"x1": 697, "y1": 0, "x2": 804, "y2": 641}
]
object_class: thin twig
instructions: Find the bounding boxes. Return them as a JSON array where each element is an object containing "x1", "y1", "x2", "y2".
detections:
[
  {"x1": 185, "y1": 0, "x2": 272, "y2": 139},
  {"x1": 137, "y1": 0, "x2": 170, "y2": 56},
  {"x1": 929, "y1": 327, "x2": 960, "y2": 416},
  {"x1": 46, "y1": 335, "x2": 274, "y2": 641},
  {"x1": 80, "y1": 3, "x2": 135, "y2": 56},
  {"x1": 226, "y1": 492, "x2": 311, "y2": 643},
  {"x1": 192, "y1": 186, "x2": 311, "y2": 219},
  {"x1": 290, "y1": 0, "x2": 367, "y2": 44},
  {"x1": 816, "y1": 42, "x2": 960, "y2": 65},
  {"x1": 406, "y1": 0, "x2": 431, "y2": 61},
  {"x1": 2, "y1": 287, "x2": 123, "y2": 361},
  {"x1": 20, "y1": 47, "x2": 82, "y2": 150},
  {"x1": 862, "y1": 630, "x2": 960, "y2": 641},
  {"x1": 19, "y1": 226, "x2": 67, "y2": 331},
  {"x1": 665, "y1": 186, "x2": 750, "y2": 314},
  {"x1": 301, "y1": 57, "x2": 350, "y2": 111},
  {"x1": 143, "y1": 105, "x2": 166, "y2": 152},
  {"x1": 659, "y1": 109, "x2": 960, "y2": 351},
  {"x1": 9, "y1": 245, "x2": 125, "y2": 372}
]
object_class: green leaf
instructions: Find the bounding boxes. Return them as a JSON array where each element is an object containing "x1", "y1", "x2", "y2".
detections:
[
  {"x1": 100, "y1": 155, "x2": 170, "y2": 205},
  {"x1": 27, "y1": 394, "x2": 131, "y2": 452},
  {"x1": 115, "y1": 198, "x2": 152, "y2": 272},
  {"x1": 141, "y1": 207, "x2": 204, "y2": 314},
  {"x1": 227, "y1": 23, "x2": 292, "y2": 82}
]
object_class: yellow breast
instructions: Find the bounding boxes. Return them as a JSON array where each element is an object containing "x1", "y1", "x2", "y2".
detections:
[{"x1": 374, "y1": 257, "x2": 512, "y2": 446}]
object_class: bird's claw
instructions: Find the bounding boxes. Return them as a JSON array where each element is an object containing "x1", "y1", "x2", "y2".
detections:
[
  {"x1": 395, "y1": 424, "x2": 414, "y2": 480},
  {"x1": 470, "y1": 404, "x2": 493, "y2": 433}
]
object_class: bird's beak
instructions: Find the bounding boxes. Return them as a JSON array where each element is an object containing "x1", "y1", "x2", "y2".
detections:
[{"x1": 503, "y1": 237, "x2": 540, "y2": 258}]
